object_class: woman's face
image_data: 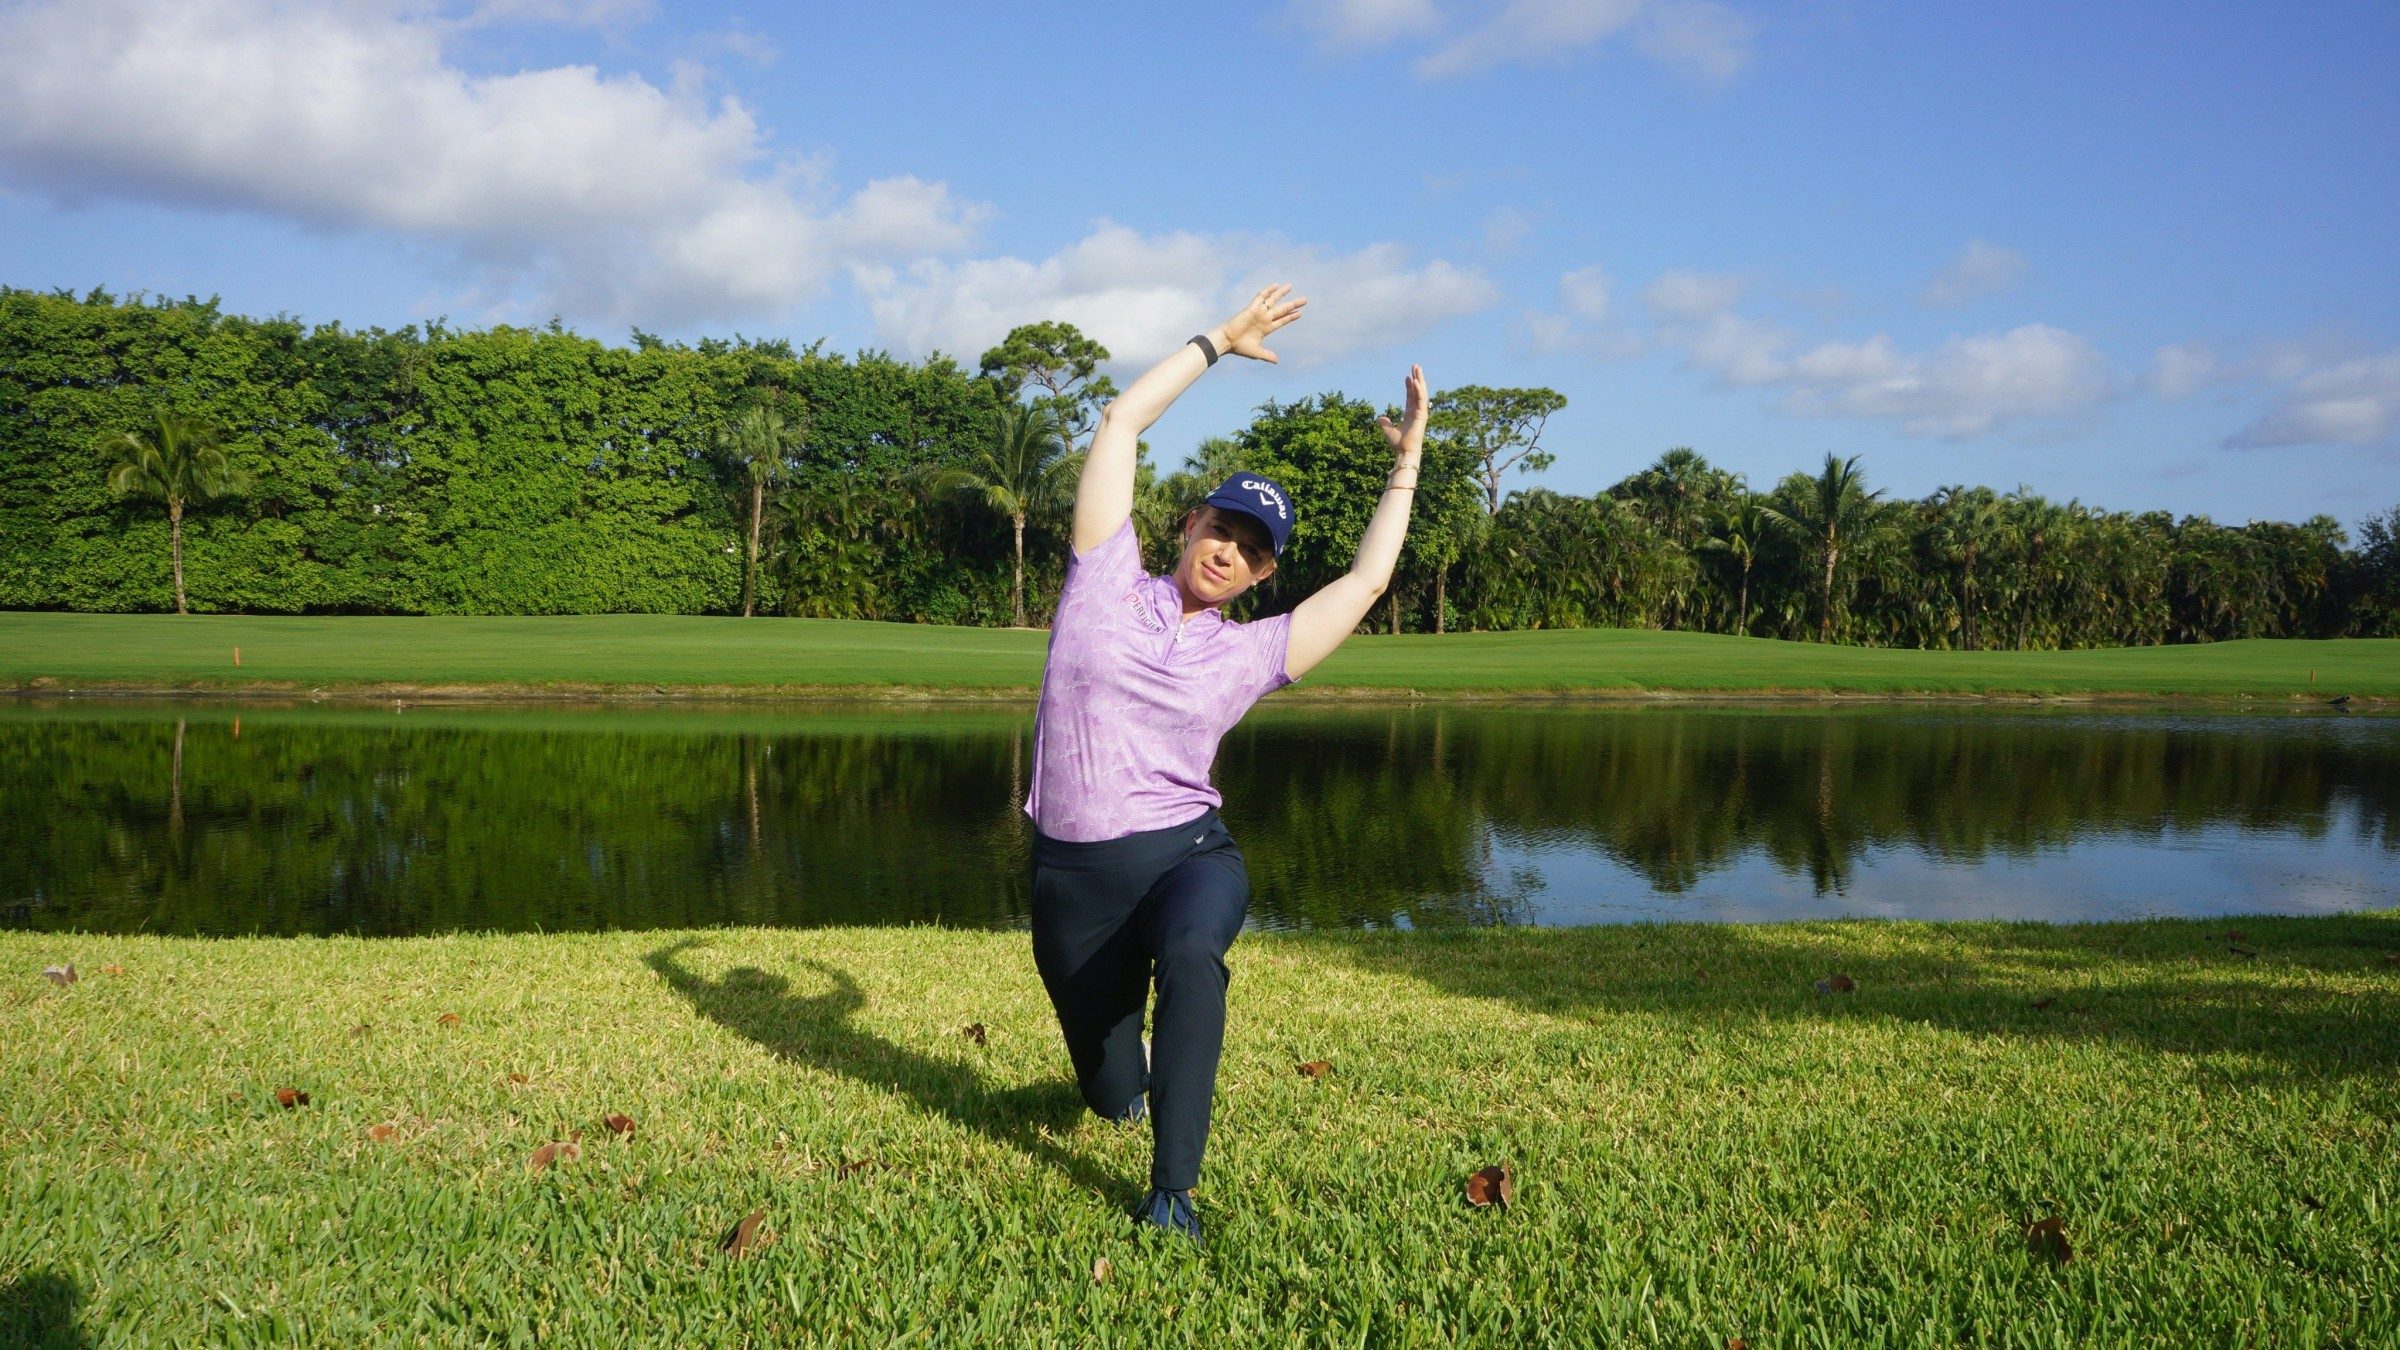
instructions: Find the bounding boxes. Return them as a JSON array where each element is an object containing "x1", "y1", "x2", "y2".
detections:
[{"x1": 1175, "y1": 506, "x2": 1277, "y2": 607}]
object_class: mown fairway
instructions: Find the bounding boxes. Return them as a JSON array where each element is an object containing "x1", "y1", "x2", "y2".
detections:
[
  {"x1": 4, "y1": 612, "x2": 2396, "y2": 698},
  {"x1": 6, "y1": 916, "x2": 2396, "y2": 1343}
]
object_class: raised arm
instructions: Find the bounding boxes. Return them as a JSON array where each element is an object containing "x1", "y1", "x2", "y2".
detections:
[
  {"x1": 1284, "y1": 364, "x2": 1427, "y2": 680},
  {"x1": 1071, "y1": 284, "x2": 1307, "y2": 555}
]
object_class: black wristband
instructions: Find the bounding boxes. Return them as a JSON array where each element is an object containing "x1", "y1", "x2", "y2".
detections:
[{"x1": 1188, "y1": 333, "x2": 1219, "y2": 367}]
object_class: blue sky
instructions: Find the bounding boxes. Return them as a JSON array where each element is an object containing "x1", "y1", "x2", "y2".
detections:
[{"x1": 3, "y1": 0, "x2": 2395, "y2": 528}]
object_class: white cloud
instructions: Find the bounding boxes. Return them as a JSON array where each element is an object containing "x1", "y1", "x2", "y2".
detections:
[
  {"x1": 1518, "y1": 263, "x2": 1643, "y2": 359},
  {"x1": 1559, "y1": 264, "x2": 1611, "y2": 322},
  {"x1": 1782, "y1": 325, "x2": 2111, "y2": 436},
  {"x1": 1517, "y1": 311, "x2": 1576, "y2": 352},
  {"x1": 1418, "y1": 0, "x2": 1643, "y2": 78},
  {"x1": 461, "y1": 0, "x2": 654, "y2": 27},
  {"x1": 1482, "y1": 205, "x2": 1534, "y2": 254},
  {"x1": 858, "y1": 221, "x2": 1495, "y2": 368},
  {"x1": 1642, "y1": 269, "x2": 1746, "y2": 319},
  {"x1": 0, "y1": 0, "x2": 985, "y2": 325},
  {"x1": 2148, "y1": 342, "x2": 2219, "y2": 401},
  {"x1": 2228, "y1": 350, "x2": 2400, "y2": 449},
  {"x1": 1290, "y1": 0, "x2": 1445, "y2": 49},
  {"x1": 688, "y1": 23, "x2": 781, "y2": 68},
  {"x1": 833, "y1": 177, "x2": 987, "y2": 257},
  {"x1": 1919, "y1": 239, "x2": 2030, "y2": 307},
  {"x1": 1675, "y1": 310, "x2": 1790, "y2": 385},
  {"x1": 1415, "y1": 0, "x2": 1754, "y2": 83},
  {"x1": 1649, "y1": 274, "x2": 2112, "y2": 437},
  {"x1": 1632, "y1": 1, "x2": 1757, "y2": 86}
]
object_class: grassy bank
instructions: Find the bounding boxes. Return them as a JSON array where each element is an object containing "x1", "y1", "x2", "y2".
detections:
[
  {"x1": 6, "y1": 916, "x2": 2397, "y2": 1343},
  {"x1": 4, "y1": 612, "x2": 2396, "y2": 701}
]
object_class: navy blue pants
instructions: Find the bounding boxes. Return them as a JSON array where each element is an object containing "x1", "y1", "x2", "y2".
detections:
[{"x1": 1030, "y1": 810, "x2": 1249, "y2": 1192}]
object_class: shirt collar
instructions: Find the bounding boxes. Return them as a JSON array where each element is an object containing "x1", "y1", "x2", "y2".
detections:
[{"x1": 1148, "y1": 572, "x2": 1225, "y2": 629}]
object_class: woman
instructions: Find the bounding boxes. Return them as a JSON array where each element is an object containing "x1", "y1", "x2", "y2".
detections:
[{"x1": 1025, "y1": 282, "x2": 1426, "y2": 1242}]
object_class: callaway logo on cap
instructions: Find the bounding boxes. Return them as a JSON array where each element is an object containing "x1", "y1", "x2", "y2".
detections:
[{"x1": 1201, "y1": 473, "x2": 1296, "y2": 556}]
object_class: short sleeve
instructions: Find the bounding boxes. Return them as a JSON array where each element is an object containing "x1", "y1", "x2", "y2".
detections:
[
  {"x1": 1243, "y1": 610, "x2": 1296, "y2": 702},
  {"x1": 1063, "y1": 518, "x2": 1142, "y2": 602}
]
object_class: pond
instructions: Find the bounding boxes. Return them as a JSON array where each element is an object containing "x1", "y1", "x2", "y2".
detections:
[{"x1": 4, "y1": 700, "x2": 2394, "y2": 936}]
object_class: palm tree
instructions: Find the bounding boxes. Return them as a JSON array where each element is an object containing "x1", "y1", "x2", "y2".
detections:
[
  {"x1": 101, "y1": 414, "x2": 248, "y2": 615},
  {"x1": 1621, "y1": 447, "x2": 1718, "y2": 549},
  {"x1": 718, "y1": 403, "x2": 803, "y2": 618},
  {"x1": 1697, "y1": 495, "x2": 1768, "y2": 635},
  {"x1": 1761, "y1": 453, "x2": 1885, "y2": 642},
  {"x1": 2000, "y1": 490, "x2": 2078, "y2": 649},
  {"x1": 923, "y1": 404, "x2": 1074, "y2": 627},
  {"x1": 768, "y1": 469, "x2": 920, "y2": 620},
  {"x1": 1927, "y1": 485, "x2": 2005, "y2": 650}
]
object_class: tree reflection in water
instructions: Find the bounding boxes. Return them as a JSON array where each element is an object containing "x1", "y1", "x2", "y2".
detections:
[{"x1": 2, "y1": 701, "x2": 2392, "y2": 936}]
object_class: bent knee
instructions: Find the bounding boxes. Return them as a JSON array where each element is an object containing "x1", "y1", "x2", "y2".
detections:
[
  {"x1": 1084, "y1": 1087, "x2": 1144, "y2": 1122},
  {"x1": 1152, "y1": 927, "x2": 1232, "y2": 976}
]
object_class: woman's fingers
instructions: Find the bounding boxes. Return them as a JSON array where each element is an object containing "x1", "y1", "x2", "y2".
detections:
[{"x1": 1227, "y1": 284, "x2": 1302, "y2": 359}]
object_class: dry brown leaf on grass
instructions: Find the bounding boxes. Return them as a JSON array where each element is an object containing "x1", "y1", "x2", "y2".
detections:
[
  {"x1": 962, "y1": 1023, "x2": 988, "y2": 1046},
  {"x1": 528, "y1": 1140, "x2": 581, "y2": 1173},
  {"x1": 436, "y1": 1013, "x2": 461, "y2": 1027},
  {"x1": 1091, "y1": 1257, "x2": 1112, "y2": 1284},
  {"x1": 275, "y1": 1088, "x2": 310, "y2": 1109},
  {"x1": 42, "y1": 964, "x2": 76, "y2": 986},
  {"x1": 2024, "y1": 1216, "x2": 2073, "y2": 1264},
  {"x1": 720, "y1": 1208, "x2": 769, "y2": 1258},
  {"x1": 1464, "y1": 1165, "x2": 1515, "y2": 1211},
  {"x1": 507, "y1": 1073, "x2": 529, "y2": 1085},
  {"x1": 366, "y1": 1124, "x2": 397, "y2": 1142},
  {"x1": 100, "y1": 964, "x2": 125, "y2": 977},
  {"x1": 1296, "y1": 1060, "x2": 1332, "y2": 1078},
  {"x1": 835, "y1": 1158, "x2": 878, "y2": 1181},
  {"x1": 348, "y1": 1023, "x2": 372, "y2": 1039},
  {"x1": 603, "y1": 1113, "x2": 636, "y2": 1138}
]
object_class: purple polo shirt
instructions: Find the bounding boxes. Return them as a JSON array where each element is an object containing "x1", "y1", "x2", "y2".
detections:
[{"x1": 1023, "y1": 519, "x2": 1295, "y2": 842}]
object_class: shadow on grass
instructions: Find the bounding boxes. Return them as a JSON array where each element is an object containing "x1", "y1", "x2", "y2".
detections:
[
  {"x1": 0, "y1": 1268, "x2": 87, "y2": 1349},
  {"x1": 1312, "y1": 911, "x2": 2400, "y2": 1083},
  {"x1": 645, "y1": 939, "x2": 1122, "y2": 1200}
]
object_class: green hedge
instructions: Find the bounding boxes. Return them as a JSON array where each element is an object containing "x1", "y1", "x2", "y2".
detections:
[{"x1": 0, "y1": 289, "x2": 1010, "y2": 616}]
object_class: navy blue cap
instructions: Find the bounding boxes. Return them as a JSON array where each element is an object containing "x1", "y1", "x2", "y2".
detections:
[{"x1": 1202, "y1": 474, "x2": 1295, "y2": 556}]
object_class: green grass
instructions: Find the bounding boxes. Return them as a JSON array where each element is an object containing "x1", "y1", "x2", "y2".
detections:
[
  {"x1": 4, "y1": 612, "x2": 2396, "y2": 700},
  {"x1": 7, "y1": 916, "x2": 2397, "y2": 1343}
]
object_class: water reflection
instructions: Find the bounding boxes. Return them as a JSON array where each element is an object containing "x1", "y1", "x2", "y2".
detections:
[{"x1": 3, "y1": 701, "x2": 2393, "y2": 936}]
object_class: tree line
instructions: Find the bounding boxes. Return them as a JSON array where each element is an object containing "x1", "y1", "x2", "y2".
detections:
[{"x1": 5, "y1": 286, "x2": 2395, "y2": 643}]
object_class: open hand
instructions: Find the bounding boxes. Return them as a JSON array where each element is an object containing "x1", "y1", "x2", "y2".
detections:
[
  {"x1": 1219, "y1": 283, "x2": 1308, "y2": 364},
  {"x1": 1375, "y1": 364, "x2": 1429, "y2": 455}
]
